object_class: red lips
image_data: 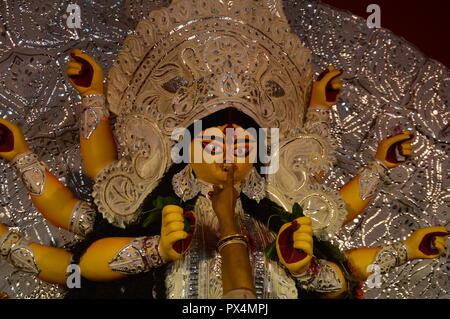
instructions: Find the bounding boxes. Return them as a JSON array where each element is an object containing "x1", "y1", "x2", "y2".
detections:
[
  {"x1": 278, "y1": 220, "x2": 307, "y2": 264},
  {"x1": 173, "y1": 210, "x2": 195, "y2": 254},
  {"x1": 0, "y1": 124, "x2": 14, "y2": 152}
]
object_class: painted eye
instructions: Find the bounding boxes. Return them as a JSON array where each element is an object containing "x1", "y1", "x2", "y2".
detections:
[
  {"x1": 202, "y1": 141, "x2": 223, "y2": 155},
  {"x1": 234, "y1": 145, "x2": 251, "y2": 158}
]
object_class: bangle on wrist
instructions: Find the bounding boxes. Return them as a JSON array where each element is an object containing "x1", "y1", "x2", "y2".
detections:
[{"x1": 217, "y1": 233, "x2": 248, "y2": 252}]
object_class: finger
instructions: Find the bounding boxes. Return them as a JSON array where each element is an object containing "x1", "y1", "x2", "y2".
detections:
[
  {"x1": 67, "y1": 61, "x2": 82, "y2": 70},
  {"x1": 71, "y1": 49, "x2": 95, "y2": 64},
  {"x1": 434, "y1": 236, "x2": 446, "y2": 247},
  {"x1": 0, "y1": 118, "x2": 15, "y2": 128},
  {"x1": 400, "y1": 144, "x2": 412, "y2": 152},
  {"x1": 331, "y1": 81, "x2": 343, "y2": 91},
  {"x1": 294, "y1": 216, "x2": 312, "y2": 226},
  {"x1": 293, "y1": 232, "x2": 313, "y2": 244},
  {"x1": 296, "y1": 224, "x2": 313, "y2": 236},
  {"x1": 385, "y1": 131, "x2": 413, "y2": 145},
  {"x1": 225, "y1": 165, "x2": 235, "y2": 186},
  {"x1": 400, "y1": 148, "x2": 413, "y2": 156},
  {"x1": 166, "y1": 221, "x2": 185, "y2": 234},
  {"x1": 434, "y1": 242, "x2": 446, "y2": 256},
  {"x1": 67, "y1": 68, "x2": 81, "y2": 76},
  {"x1": 71, "y1": 48, "x2": 84, "y2": 57},
  {"x1": 425, "y1": 226, "x2": 449, "y2": 235},
  {"x1": 163, "y1": 212, "x2": 184, "y2": 226},
  {"x1": 167, "y1": 231, "x2": 188, "y2": 245},
  {"x1": 316, "y1": 66, "x2": 333, "y2": 81},
  {"x1": 162, "y1": 204, "x2": 183, "y2": 217},
  {"x1": 321, "y1": 69, "x2": 343, "y2": 85},
  {"x1": 293, "y1": 241, "x2": 313, "y2": 255}
]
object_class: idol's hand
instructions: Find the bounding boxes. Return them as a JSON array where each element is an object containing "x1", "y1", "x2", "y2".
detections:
[
  {"x1": 0, "y1": 118, "x2": 29, "y2": 161},
  {"x1": 159, "y1": 204, "x2": 189, "y2": 262},
  {"x1": 67, "y1": 49, "x2": 104, "y2": 97},
  {"x1": 375, "y1": 130, "x2": 413, "y2": 169},
  {"x1": 309, "y1": 65, "x2": 343, "y2": 108},
  {"x1": 404, "y1": 226, "x2": 449, "y2": 260},
  {"x1": 209, "y1": 165, "x2": 239, "y2": 229},
  {"x1": 276, "y1": 216, "x2": 313, "y2": 275}
]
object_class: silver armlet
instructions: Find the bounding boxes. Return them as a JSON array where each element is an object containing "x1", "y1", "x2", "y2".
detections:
[
  {"x1": 0, "y1": 229, "x2": 41, "y2": 275},
  {"x1": 304, "y1": 107, "x2": 331, "y2": 136},
  {"x1": 108, "y1": 236, "x2": 165, "y2": 274},
  {"x1": 373, "y1": 242, "x2": 409, "y2": 274},
  {"x1": 292, "y1": 258, "x2": 342, "y2": 293},
  {"x1": 80, "y1": 94, "x2": 109, "y2": 140},
  {"x1": 358, "y1": 159, "x2": 389, "y2": 200},
  {"x1": 11, "y1": 151, "x2": 47, "y2": 196},
  {"x1": 68, "y1": 200, "x2": 96, "y2": 236}
]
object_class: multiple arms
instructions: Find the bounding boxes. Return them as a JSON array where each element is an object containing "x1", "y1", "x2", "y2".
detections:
[
  {"x1": 0, "y1": 119, "x2": 95, "y2": 235},
  {"x1": 0, "y1": 203, "x2": 188, "y2": 283},
  {"x1": 305, "y1": 65, "x2": 414, "y2": 224}
]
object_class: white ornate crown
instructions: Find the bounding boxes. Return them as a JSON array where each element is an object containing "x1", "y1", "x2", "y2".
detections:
[{"x1": 93, "y1": 0, "x2": 313, "y2": 227}]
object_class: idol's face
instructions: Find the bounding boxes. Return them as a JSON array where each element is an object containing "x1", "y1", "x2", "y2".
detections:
[{"x1": 189, "y1": 124, "x2": 257, "y2": 185}]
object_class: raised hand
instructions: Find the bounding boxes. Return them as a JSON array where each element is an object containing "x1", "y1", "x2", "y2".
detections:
[
  {"x1": 209, "y1": 165, "x2": 239, "y2": 228},
  {"x1": 67, "y1": 49, "x2": 104, "y2": 96},
  {"x1": 309, "y1": 65, "x2": 344, "y2": 108},
  {"x1": 276, "y1": 216, "x2": 313, "y2": 275},
  {"x1": 375, "y1": 130, "x2": 413, "y2": 168},
  {"x1": 159, "y1": 204, "x2": 190, "y2": 262},
  {"x1": 0, "y1": 118, "x2": 29, "y2": 161},
  {"x1": 405, "y1": 226, "x2": 449, "y2": 260}
]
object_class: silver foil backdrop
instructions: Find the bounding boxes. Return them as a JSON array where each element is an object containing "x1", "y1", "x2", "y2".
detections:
[{"x1": 0, "y1": 0, "x2": 448, "y2": 298}]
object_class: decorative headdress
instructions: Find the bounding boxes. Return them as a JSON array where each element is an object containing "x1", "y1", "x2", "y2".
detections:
[{"x1": 93, "y1": 0, "x2": 314, "y2": 227}]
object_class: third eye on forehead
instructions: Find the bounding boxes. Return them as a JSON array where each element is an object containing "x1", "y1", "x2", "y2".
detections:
[{"x1": 197, "y1": 127, "x2": 256, "y2": 144}]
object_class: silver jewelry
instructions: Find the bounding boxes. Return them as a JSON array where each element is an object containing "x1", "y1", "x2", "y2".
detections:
[
  {"x1": 172, "y1": 165, "x2": 200, "y2": 202},
  {"x1": 303, "y1": 107, "x2": 331, "y2": 137},
  {"x1": 0, "y1": 229, "x2": 22, "y2": 257},
  {"x1": 358, "y1": 159, "x2": 389, "y2": 201},
  {"x1": 11, "y1": 151, "x2": 47, "y2": 196},
  {"x1": 80, "y1": 94, "x2": 109, "y2": 139},
  {"x1": 292, "y1": 258, "x2": 342, "y2": 293},
  {"x1": 217, "y1": 238, "x2": 248, "y2": 253},
  {"x1": 373, "y1": 241, "x2": 409, "y2": 274},
  {"x1": 109, "y1": 236, "x2": 165, "y2": 274},
  {"x1": 241, "y1": 167, "x2": 266, "y2": 203},
  {"x1": 0, "y1": 229, "x2": 41, "y2": 275},
  {"x1": 68, "y1": 200, "x2": 96, "y2": 236}
]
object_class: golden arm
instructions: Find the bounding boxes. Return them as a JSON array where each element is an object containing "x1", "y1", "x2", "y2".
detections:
[
  {"x1": 0, "y1": 224, "x2": 161, "y2": 284},
  {"x1": 339, "y1": 130, "x2": 413, "y2": 224},
  {"x1": 0, "y1": 119, "x2": 95, "y2": 236},
  {"x1": 345, "y1": 226, "x2": 449, "y2": 280},
  {"x1": 0, "y1": 205, "x2": 187, "y2": 285},
  {"x1": 67, "y1": 49, "x2": 118, "y2": 179}
]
